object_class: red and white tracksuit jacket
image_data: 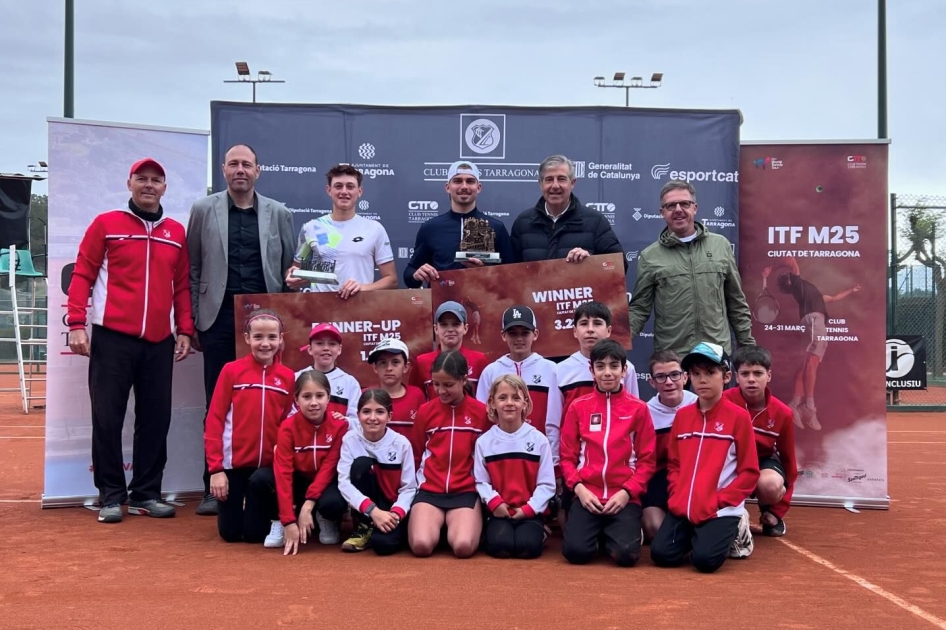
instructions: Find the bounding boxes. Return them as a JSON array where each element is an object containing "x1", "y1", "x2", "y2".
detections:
[
  {"x1": 724, "y1": 387, "x2": 798, "y2": 519},
  {"x1": 410, "y1": 347, "x2": 490, "y2": 400},
  {"x1": 475, "y1": 353, "x2": 563, "y2": 468},
  {"x1": 560, "y1": 386, "x2": 656, "y2": 504},
  {"x1": 474, "y1": 423, "x2": 556, "y2": 518},
  {"x1": 273, "y1": 412, "x2": 348, "y2": 526},
  {"x1": 337, "y1": 428, "x2": 417, "y2": 519},
  {"x1": 383, "y1": 385, "x2": 427, "y2": 438},
  {"x1": 293, "y1": 366, "x2": 361, "y2": 429},
  {"x1": 205, "y1": 355, "x2": 295, "y2": 474},
  {"x1": 412, "y1": 395, "x2": 490, "y2": 495},
  {"x1": 67, "y1": 208, "x2": 194, "y2": 342},
  {"x1": 557, "y1": 351, "x2": 640, "y2": 416},
  {"x1": 647, "y1": 391, "x2": 698, "y2": 470},
  {"x1": 667, "y1": 398, "x2": 760, "y2": 525}
]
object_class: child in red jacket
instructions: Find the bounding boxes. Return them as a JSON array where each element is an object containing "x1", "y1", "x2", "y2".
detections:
[
  {"x1": 249, "y1": 370, "x2": 349, "y2": 555},
  {"x1": 560, "y1": 339, "x2": 656, "y2": 567},
  {"x1": 651, "y1": 342, "x2": 760, "y2": 573},
  {"x1": 409, "y1": 350, "x2": 490, "y2": 558},
  {"x1": 367, "y1": 338, "x2": 426, "y2": 439},
  {"x1": 726, "y1": 345, "x2": 797, "y2": 538},
  {"x1": 205, "y1": 310, "x2": 295, "y2": 543}
]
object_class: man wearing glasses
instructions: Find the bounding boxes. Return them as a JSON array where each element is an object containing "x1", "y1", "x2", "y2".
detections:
[{"x1": 628, "y1": 180, "x2": 754, "y2": 357}]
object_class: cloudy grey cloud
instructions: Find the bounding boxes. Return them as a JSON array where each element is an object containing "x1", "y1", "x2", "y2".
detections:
[{"x1": 0, "y1": 0, "x2": 942, "y2": 196}]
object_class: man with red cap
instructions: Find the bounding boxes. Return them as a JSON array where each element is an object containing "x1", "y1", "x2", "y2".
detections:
[{"x1": 67, "y1": 157, "x2": 194, "y2": 524}]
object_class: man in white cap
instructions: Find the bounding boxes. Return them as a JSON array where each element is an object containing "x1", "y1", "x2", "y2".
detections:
[{"x1": 403, "y1": 160, "x2": 517, "y2": 287}]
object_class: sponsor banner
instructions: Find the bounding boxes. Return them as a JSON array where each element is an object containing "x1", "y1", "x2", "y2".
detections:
[
  {"x1": 430, "y1": 253, "x2": 630, "y2": 361},
  {"x1": 886, "y1": 335, "x2": 927, "y2": 390},
  {"x1": 740, "y1": 141, "x2": 889, "y2": 508},
  {"x1": 211, "y1": 103, "x2": 741, "y2": 396},
  {"x1": 233, "y1": 290, "x2": 432, "y2": 386},
  {"x1": 44, "y1": 118, "x2": 209, "y2": 506}
]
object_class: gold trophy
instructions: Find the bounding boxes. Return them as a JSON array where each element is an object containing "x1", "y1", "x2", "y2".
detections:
[{"x1": 455, "y1": 217, "x2": 501, "y2": 264}]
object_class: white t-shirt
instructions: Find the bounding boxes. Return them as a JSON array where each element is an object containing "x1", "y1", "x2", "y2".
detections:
[{"x1": 295, "y1": 214, "x2": 394, "y2": 292}]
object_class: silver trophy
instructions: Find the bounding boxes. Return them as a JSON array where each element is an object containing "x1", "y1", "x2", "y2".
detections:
[
  {"x1": 455, "y1": 217, "x2": 501, "y2": 264},
  {"x1": 292, "y1": 224, "x2": 339, "y2": 285}
]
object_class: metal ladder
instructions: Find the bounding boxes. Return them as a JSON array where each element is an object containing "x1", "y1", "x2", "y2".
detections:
[{"x1": 0, "y1": 245, "x2": 47, "y2": 413}]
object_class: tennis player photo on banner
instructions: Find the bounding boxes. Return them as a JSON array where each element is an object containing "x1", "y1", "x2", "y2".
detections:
[{"x1": 739, "y1": 141, "x2": 890, "y2": 509}]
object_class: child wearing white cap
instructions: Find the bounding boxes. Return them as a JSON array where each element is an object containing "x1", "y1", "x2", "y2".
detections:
[{"x1": 366, "y1": 338, "x2": 426, "y2": 439}]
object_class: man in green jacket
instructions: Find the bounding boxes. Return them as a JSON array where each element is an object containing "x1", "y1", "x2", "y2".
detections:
[{"x1": 628, "y1": 180, "x2": 754, "y2": 356}]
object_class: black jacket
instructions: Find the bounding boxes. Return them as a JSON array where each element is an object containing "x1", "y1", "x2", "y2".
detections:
[
  {"x1": 402, "y1": 207, "x2": 517, "y2": 288},
  {"x1": 510, "y1": 194, "x2": 626, "y2": 271}
]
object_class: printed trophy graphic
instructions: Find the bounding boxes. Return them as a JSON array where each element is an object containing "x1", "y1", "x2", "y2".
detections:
[
  {"x1": 455, "y1": 218, "x2": 501, "y2": 264},
  {"x1": 292, "y1": 224, "x2": 339, "y2": 285}
]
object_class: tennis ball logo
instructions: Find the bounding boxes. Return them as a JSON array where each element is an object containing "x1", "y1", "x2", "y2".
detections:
[{"x1": 886, "y1": 338, "x2": 914, "y2": 378}]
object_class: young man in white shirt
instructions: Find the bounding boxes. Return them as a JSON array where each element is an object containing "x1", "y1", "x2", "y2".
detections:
[{"x1": 286, "y1": 164, "x2": 397, "y2": 298}]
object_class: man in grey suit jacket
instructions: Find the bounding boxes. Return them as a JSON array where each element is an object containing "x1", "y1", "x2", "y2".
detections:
[{"x1": 186, "y1": 143, "x2": 295, "y2": 515}]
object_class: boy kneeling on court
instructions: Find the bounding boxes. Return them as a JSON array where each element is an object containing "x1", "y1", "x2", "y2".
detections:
[
  {"x1": 724, "y1": 345, "x2": 797, "y2": 537},
  {"x1": 560, "y1": 339, "x2": 656, "y2": 567},
  {"x1": 651, "y1": 342, "x2": 760, "y2": 573}
]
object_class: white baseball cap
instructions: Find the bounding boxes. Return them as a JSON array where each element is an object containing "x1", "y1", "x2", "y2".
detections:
[
  {"x1": 367, "y1": 338, "x2": 410, "y2": 363},
  {"x1": 447, "y1": 160, "x2": 481, "y2": 182}
]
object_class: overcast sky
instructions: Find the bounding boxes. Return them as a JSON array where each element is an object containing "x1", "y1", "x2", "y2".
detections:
[{"x1": 2, "y1": 0, "x2": 943, "y2": 197}]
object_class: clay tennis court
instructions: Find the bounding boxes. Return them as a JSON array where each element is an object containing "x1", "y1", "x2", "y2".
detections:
[{"x1": 2, "y1": 390, "x2": 944, "y2": 630}]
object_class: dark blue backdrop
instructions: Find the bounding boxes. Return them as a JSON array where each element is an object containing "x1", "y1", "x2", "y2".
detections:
[{"x1": 210, "y1": 102, "x2": 742, "y2": 396}]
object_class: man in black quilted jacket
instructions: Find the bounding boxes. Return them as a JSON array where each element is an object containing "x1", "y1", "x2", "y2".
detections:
[{"x1": 511, "y1": 155, "x2": 626, "y2": 271}]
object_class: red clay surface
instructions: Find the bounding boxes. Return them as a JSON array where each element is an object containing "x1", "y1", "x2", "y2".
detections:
[{"x1": 1, "y1": 392, "x2": 944, "y2": 630}]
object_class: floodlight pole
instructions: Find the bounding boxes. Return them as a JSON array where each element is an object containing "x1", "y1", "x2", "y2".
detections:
[
  {"x1": 224, "y1": 64, "x2": 286, "y2": 103},
  {"x1": 878, "y1": 0, "x2": 887, "y2": 139},
  {"x1": 64, "y1": 0, "x2": 74, "y2": 117},
  {"x1": 593, "y1": 73, "x2": 662, "y2": 107}
]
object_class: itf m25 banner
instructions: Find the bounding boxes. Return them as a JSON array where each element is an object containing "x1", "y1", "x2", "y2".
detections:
[{"x1": 739, "y1": 141, "x2": 889, "y2": 509}]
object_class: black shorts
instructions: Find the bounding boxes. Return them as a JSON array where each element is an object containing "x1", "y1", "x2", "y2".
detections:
[
  {"x1": 413, "y1": 490, "x2": 479, "y2": 511},
  {"x1": 641, "y1": 468, "x2": 669, "y2": 510},
  {"x1": 759, "y1": 455, "x2": 787, "y2": 487}
]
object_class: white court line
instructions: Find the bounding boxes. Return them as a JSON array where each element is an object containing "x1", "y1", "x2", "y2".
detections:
[
  {"x1": 779, "y1": 538, "x2": 946, "y2": 629},
  {"x1": 888, "y1": 442, "x2": 946, "y2": 445},
  {"x1": 0, "y1": 499, "x2": 41, "y2": 503},
  {"x1": 888, "y1": 431, "x2": 946, "y2": 433}
]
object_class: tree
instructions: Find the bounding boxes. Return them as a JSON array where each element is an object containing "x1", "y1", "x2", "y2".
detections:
[
  {"x1": 898, "y1": 204, "x2": 945, "y2": 375},
  {"x1": 29, "y1": 194, "x2": 47, "y2": 275}
]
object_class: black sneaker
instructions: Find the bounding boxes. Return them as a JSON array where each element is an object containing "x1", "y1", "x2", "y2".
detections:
[
  {"x1": 762, "y1": 515, "x2": 787, "y2": 537},
  {"x1": 195, "y1": 494, "x2": 218, "y2": 516}
]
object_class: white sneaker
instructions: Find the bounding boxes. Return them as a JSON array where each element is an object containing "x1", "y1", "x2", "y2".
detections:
[
  {"x1": 728, "y1": 509, "x2": 754, "y2": 559},
  {"x1": 316, "y1": 512, "x2": 340, "y2": 545},
  {"x1": 802, "y1": 402, "x2": 822, "y2": 431},
  {"x1": 264, "y1": 521, "x2": 285, "y2": 548},
  {"x1": 790, "y1": 403, "x2": 805, "y2": 429}
]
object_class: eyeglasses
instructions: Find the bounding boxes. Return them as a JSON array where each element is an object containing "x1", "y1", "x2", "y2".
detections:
[
  {"x1": 661, "y1": 200, "x2": 695, "y2": 212},
  {"x1": 653, "y1": 371, "x2": 684, "y2": 383}
]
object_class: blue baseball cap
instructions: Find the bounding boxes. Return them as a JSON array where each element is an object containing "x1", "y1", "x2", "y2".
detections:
[
  {"x1": 434, "y1": 301, "x2": 467, "y2": 324},
  {"x1": 681, "y1": 342, "x2": 731, "y2": 371}
]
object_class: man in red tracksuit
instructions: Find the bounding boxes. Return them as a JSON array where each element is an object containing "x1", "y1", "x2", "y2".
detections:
[
  {"x1": 651, "y1": 342, "x2": 760, "y2": 573},
  {"x1": 560, "y1": 339, "x2": 656, "y2": 567},
  {"x1": 67, "y1": 158, "x2": 194, "y2": 524}
]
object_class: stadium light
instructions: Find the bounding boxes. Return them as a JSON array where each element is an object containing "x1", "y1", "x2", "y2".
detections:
[
  {"x1": 224, "y1": 62, "x2": 285, "y2": 103},
  {"x1": 593, "y1": 71, "x2": 664, "y2": 106}
]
